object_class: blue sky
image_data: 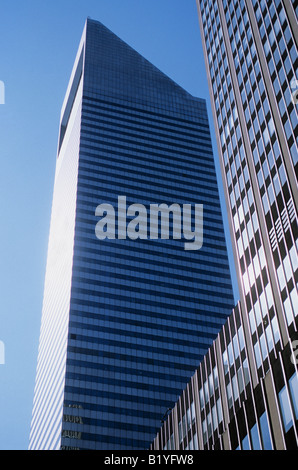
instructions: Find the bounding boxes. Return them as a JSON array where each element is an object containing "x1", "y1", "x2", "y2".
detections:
[{"x1": 0, "y1": 0, "x2": 238, "y2": 450}]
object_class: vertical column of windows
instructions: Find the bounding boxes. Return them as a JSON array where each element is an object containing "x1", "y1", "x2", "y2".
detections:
[
  {"x1": 249, "y1": 0, "x2": 298, "y2": 332},
  {"x1": 252, "y1": 0, "x2": 298, "y2": 168},
  {"x1": 221, "y1": 314, "x2": 250, "y2": 412},
  {"x1": 198, "y1": 363, "x2": 223, "y2": 447}
]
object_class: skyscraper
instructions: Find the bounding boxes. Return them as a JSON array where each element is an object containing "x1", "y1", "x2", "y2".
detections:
[
  {"x1": 29, "y1": 18, "x2": 235, "y2": 450},
  {"x1": 151, "y1": 0, "x2": 298, "y2": 451},
  {"x1": 197, "y1": 0, "x2": 297, "y2": 339}
]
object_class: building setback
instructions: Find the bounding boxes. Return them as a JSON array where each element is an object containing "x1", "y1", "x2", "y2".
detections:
[
  {"x1": 28, "y1": 18, "x2": 235, "y2": 450},
  {"x1": 151, "y1": 0, "x2": 298, "y2": 450}
]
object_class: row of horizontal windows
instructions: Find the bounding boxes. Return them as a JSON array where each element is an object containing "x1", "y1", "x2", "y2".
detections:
[
  {"x1": 65, "y1": 342, "x2": 200, "y2": 374},
  {"x1": 69, "y1": 305, "x2": 228, "y2": 337},
  {"x1": 80, "y1": 126, "x2": 213, "y2": 154},
  {"x1": 65, "y1": 337, "x2": 208, "y2": 364},
  {"x1": 77, "y1": 166, "x2": 219, "y2": 204},
  {"x1": 63, "y1": 399, "x2": 163, "y2": 422},
  {"x1": 77, "y1": 205, "x2": 225, "y2": 239},
  {"x1": 74, "y1": 225, "x2": 230, "y2": 262},
  {"x1": 67, "y1": 323, "x2": 218, "y2": 351},
  {"x1": 76, "y1": 186, "x2": 223, "y2": 220},
  {"x1": 65, "y1": 357, "x2": 193, "y2": 386},
  {"x1": 62, "y1": 430, "x2": 148, "y2": 450},
  {"x1": 77, "y1": 178, "x2": 224, "y2": 229},
  {"x1": 77, "y1": 170, "x2": 220, "y2": 203},
  {"x1": 70, "y1": 284, "x2": 234, "y2": 314},
  {"x1": 80, "y1": 120, "x2": 213, "y2": 150},
  {"x1": 65, "y1": 357, "x2": 193, "y2": 388},
  {"x1": 81, "y1": 140, "x2": 216, "y2": 173},
  {"x1": 81, "y1": 114, "x2": 211, "y2": 146},
  {"x1": 77, "y1": 158, "x2": 219, "y2": 192},
  {"x1": 69, "y1": 284, "x2": 232, "y2": 318},
  {"x1": 66, "y1": 345, "x2": 198, "y2": 376},
  {"x1": 62, "y1": 413, "x2": 158, "y2": 436},
  {"x1": 76, "y1": 204, "x2": 225, "y2": 237},
  {"x1": 70, "y1": 272, "x2": 234, "y2": 302},
  {"x1": 77, "y1": 208, "x2": 227, "y2": 245},
  {"x1": 78, "y1": 156, "x2": 217, "y2": 193},
  {"x1": 76, "y1": 206, "x2": 228, "y2": 239},
  {"x1": 79, "y1": 138, "x2": 215, "y2": 168},
  {"x1": 82, "y1": 95, "x2": 208, "y2": 130},
  {"x1": 79, "y1": 146, "x2": 217, "y2": 181},
  {"x1": 80, "y1": 140, "x2": 216, "y2": 172},
  {"x1": 72, "y1": 248, "x2": 232, "y2": 283},
  {"x1": 79, "y1": 135, "x2": 214, "y2": 167},
  {"x1": 65, "y1": 371, "x2": 184, "y2": 398},
  {"x1": 73, "y1": 260, "x2": 233, "y2": 301},
  {"x1": 82, "y1": 95, "x2": 207, "y2": 130},
  {"x1": 84, "y1": 67, "x2": 197, "y2": 93},
  {"x1": 71, "y1": 263, "x2": 233, "y2": 294},
  {"x1": 72, "y1": 260, "x2": 233, "y2": 291},
  {"x1": 67, "y1": 335, "x2": 214, "y2": 363}
]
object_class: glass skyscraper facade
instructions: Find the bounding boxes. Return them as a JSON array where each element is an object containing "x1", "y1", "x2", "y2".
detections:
[
  {"x1": 198, "y1": 0, "x2": 297, "y2": 340},
  {"x1": 29, "y1": 18, "x2": 235, "y2": 450},
  {"x1": 152, "y1": 0, "x2": 297, "y2": 451}
]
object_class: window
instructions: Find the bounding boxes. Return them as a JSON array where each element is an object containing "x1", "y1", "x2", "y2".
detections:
[
  {"x1": 249, "y1": 309, "x2": 257, "y2": 333},
  {"x1": 223, "y1": 350, "x2": 229, "y2": 375},
  {"x1": 290, "y1": 290, "x2": 298, "y2": 318},
  {"x1": 279, "y1": 385, "x2": 294, "y2": 432},
  {"x1": 271, "y1": 316, "x2": 280, "y2": 344},
  {"x1": 233, "y1": 334, "x2": 240, "y2": 359},
  {"x1": 228, "y1": 342, "x2": 234, "y2": 365},
  {"x1": 254, "y1": 342, "x2": 262, "y2": 368},
  {"x1": 242, "y1": 434, "x2": 250, "y2": 450},
  {"x1": 289, "y1": 373, "x2": 298, "y2": 420},
  {"x1": 284, "y1": 297, "x2": 294, "y2": 325},
  {"x1": 277, "y1": 264, "x2": 286, "y2": 290},
  {"x1": 251, "y1": 422, "x2": 261, "y2": 450},
  {"x1": 213, "y1": 366, "x2": 219, "y2": 391},
  {"x1": 227, "y1": 382, "x2": 233, "y2": 408},
  {"x1": 193, "y1": 433, "x2": 198, "y2": 450},
  {"x1": 204, "y1": 380, "x2": 209, "y2": 403},
  {"x1": 212, "y1": 404, "x2": 218, "y2": 430},
  {"x1": 191, "y1": 401, "x2": 196, "y2": 425},
  {"x1": 207, "y1": 412, "x2": 212, "y2": 438},
  {"x1": 209, "y1": 372, "x2": 214, "y2": 397},
  {"x1": 259, "y1": 411, "x2": 273, "y2": 449},
  {"x1": 179, "y1": 420, "x2": 183, "y2": 443},
  {"x1": 237, "y1": 366, "x2": 244, "y2": 394},
  {"x1": 260, "y1": 333, "x2": 268, "y2": 360},
  {"x1": 232, "y1": 374, "x2": 239, "y2": 401},
  {"x1": 217, "y1": 398, "x2": 223, "y2": 423},
  {"x1": 202, "y1": 419, "x2": 207, "y2": 445},
  {"x1": 254, "y1": 300, "x2": 262, "y2": 326},
  {"x1": 243, "y1": 358, "x2": 250, "y2": 386},
  {"x1": 265, "y1": 324, "x2": 274, "y2": 352},
  {"x1": 199, "y1": 387, "x2": 204, "y2": 410},
  {"x1": 187, "y1": 407, "x2": 192, "y2": 431}
]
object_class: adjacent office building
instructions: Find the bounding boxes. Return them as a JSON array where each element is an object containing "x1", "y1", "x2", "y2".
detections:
[
  {"x1": 151, "y1": 0, "x2": 298, "y2": 450},
  {"x1": 28, "y1": 18, "x2": 235, "y2": 450}
]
